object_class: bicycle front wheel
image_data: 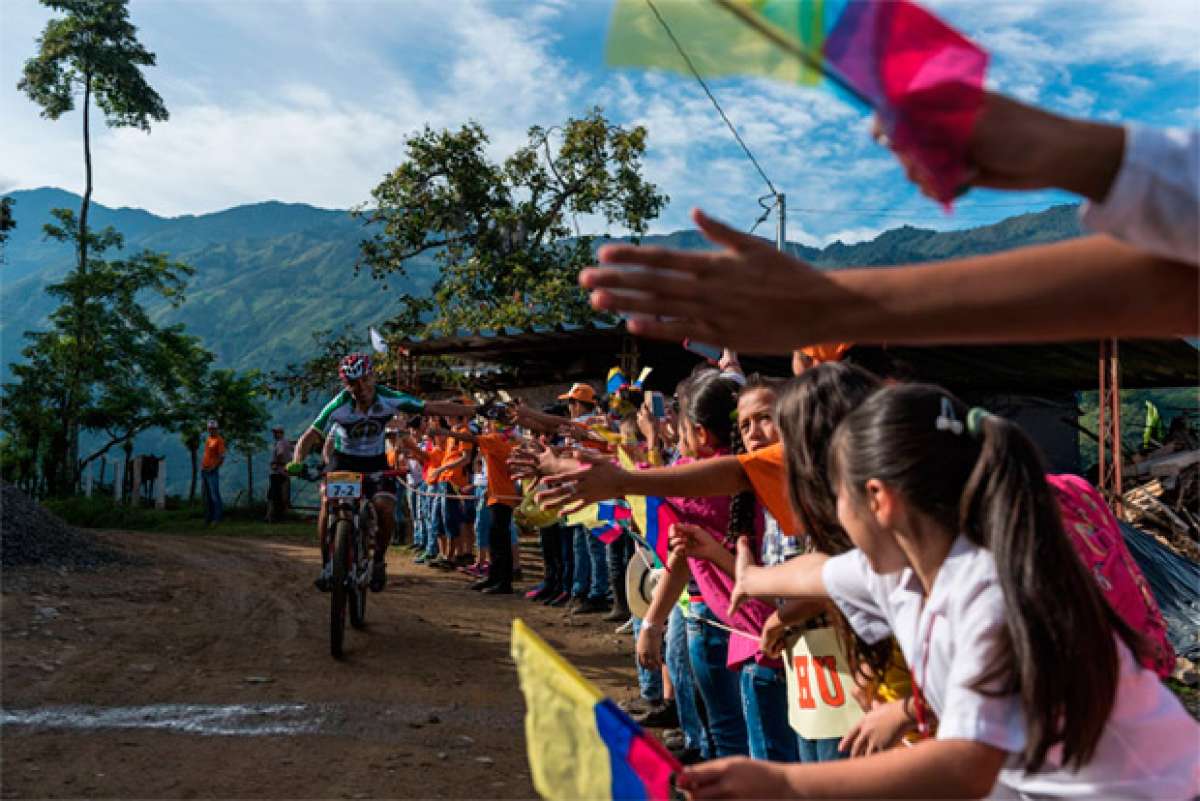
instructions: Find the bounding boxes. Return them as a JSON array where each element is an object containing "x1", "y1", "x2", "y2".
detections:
[{"x1": 330, "y1": 518, "x2": 351, "y2": 658}]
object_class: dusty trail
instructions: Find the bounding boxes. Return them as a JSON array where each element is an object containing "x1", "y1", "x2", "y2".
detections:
[{"x1": 1, "y1": 529, "x2": 638, "y2": 799}]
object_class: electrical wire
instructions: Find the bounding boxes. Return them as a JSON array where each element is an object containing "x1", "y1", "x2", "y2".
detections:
[{"x1": 645, "y1": 0, "x2": 778, "y2": 200}]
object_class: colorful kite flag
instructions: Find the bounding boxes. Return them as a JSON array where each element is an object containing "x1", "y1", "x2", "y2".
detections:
[
  {"x1": 511, "y1": 619, "x2": 681, "y2": 801},
  {"x1": 606, "y1": 0, "x2": 988, "y2": 204}
]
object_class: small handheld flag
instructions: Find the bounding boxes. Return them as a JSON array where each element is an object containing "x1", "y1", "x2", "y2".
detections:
[
  {"x1": 512, "y1": 619, "x2": 681, "y2": 801},
  {"x1": 369, "y1": 326, "x2": 388, "y2": 354}
]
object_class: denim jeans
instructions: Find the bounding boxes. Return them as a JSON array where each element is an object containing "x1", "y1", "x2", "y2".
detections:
[
  {"x1": 559, "y1": 526, "x2": 574, "y2": 594},
  {"x1": 570, "y1": 526, "x2": 609, "y2": 600},
  {"x1": 667, "y1": 604, "x2": 711, "y2": 758},
  {"x1": 686, "y1": 601, "x2": 749, "y2": 757},
  {"x1": 631, "y1": 616, "x2": 665, "y2": 702},
  {"x1": 412, "y1": 482, "x2": 428, "y2": 549},
  {"x1": 606, "y1": 533, "x2": 633, "y2": 612},
  {"x1": 797, "y1": 734, "x2": 846, "y2": 763},
  {"x1": 201, "y1": 468, "x2": 222, "y2": 523},
  {"x1": 474, "y1": 486, "x2": 490, "y2": 551},
  {"x1": 740, "y1": 662, "x2": 801, "y2": 762}
]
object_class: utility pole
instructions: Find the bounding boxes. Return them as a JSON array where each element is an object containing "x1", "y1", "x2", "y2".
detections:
[{"x1": 775, "y1": 192, "x2": 786, "y2": 253}]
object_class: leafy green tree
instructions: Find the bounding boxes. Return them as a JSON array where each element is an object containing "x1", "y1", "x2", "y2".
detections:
[
  {"x1": 7, "y1": 209, "x2": 193, "y2": 493},
  {"x1": 18, "y1": 0, "x2": 168, "y2": 476},
  {"x1": 356, "y1": 108, "x2": 666, "y2": 338},
  {"x1": 204, "y1": 369, "x2": 270, "y2": 504},
  {"x1": 0, "y1": 196, "x2": 14, "y2": 256}
]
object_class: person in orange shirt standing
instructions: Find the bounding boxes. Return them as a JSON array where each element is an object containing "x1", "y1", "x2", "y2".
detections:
[
  {"x1": 445, "y1": 419, "x2": 518, "y2": 594},
  {"x1": 201, "y1": 419, "x2": 227, "y2": 526}
]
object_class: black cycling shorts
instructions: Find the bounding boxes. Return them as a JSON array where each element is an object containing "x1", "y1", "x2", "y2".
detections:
[{"x1": 326, "y1": 452, "x2": 397, "y2": 500}]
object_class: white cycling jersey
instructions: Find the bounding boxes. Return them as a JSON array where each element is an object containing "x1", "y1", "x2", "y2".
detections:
[{"x1": 309, "y1": 386, "x2": 424, "y2": 458}]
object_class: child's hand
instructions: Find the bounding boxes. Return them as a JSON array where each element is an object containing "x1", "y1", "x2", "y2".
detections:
[
  {"x1": 678, "y1": 756, "x2": 788, "y2": 799},
  {"x1": 635, "y1": 622, "x2": 663, "y2": 671},
  {"x1": 838, "y1": 698, "x2": 916, "y2": 758},
  {"x1": 536, "y1": 451, "x2": 625, "y2": 514},
  {"x1": 759, "y1": 610, "x2": 793, "y2": 659},
  {"x1": 726, "y1": 536, "x2": 759, "y2": 617},
  {"x1": 668, "y1": 523, "x2": 724, "y2": 564}
]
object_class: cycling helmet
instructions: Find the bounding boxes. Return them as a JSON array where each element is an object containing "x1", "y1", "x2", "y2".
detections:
[{"x1": 338, "y1": 352, "x2": 373, "y2": 383}]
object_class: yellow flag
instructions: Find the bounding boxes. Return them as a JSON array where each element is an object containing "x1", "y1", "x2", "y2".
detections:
[{"x1": 511, "y1": 619, "x2": 612, "y2": 800}]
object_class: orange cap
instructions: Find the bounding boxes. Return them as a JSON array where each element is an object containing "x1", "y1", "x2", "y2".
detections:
[{"x1": 558, "y1": 383, "x2": 597, "y2": 404}]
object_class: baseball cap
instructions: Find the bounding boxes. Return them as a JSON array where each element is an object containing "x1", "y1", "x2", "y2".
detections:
[
  {"x1": 558, "y1": 383, "x2": 597, "y2": 404},
  {"x1": 207, "y1": 419, "x2": 218, "y2": 429}
]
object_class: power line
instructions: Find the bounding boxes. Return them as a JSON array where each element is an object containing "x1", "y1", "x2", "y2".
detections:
[{"x1": 644, "y1": 0, "x2": 778, "y2": 198}]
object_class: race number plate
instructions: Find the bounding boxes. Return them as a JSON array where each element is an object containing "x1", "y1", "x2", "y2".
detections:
[{"x1": 326, "y1": 471, "x2": 363, "y2": 499}]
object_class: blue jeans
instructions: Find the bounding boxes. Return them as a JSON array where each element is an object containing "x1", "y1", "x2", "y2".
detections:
[
  {"x1": 475, "y1": 487, "x2": 490, "y2": 551},
  {"x1": 741, "y1": 662, "x2": 800, "y2": 762},
  {"x1": 201, "y1": 468, "x2": 222, "y2": 523},
  {"x1": 412, "y1": 482, "x2": 428, "y2": 549},
  {"x1": 426, "y1": 484, "x2": 447, "y2": 556},
  {"x1": 570, "y1": 526, "x2": 610, "y2": 600},
  {"x1": 667, "y1": 604, "x2": 711, "y2": 758},
  {"x1": 631, "y1": 617, "x2": 664, "y2": 702},
  {"x1": 686, "y1": 601, "x2": 749, "y2": 757},
  {"x1": 798, "y1": 734, "x2": 846, "y2": 763}
]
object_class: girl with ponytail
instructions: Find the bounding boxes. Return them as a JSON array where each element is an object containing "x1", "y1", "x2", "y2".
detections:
[{"x1": 684, "y1": 383, "x2": 1197, "y2": 800}]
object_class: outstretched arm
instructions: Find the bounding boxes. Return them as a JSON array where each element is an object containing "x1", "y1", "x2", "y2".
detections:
[
  {"x1": 422, "y1": 400, "x2": 476, "y2": 418},
  {"x1": 680, "y1": 737, "x2": 1006, "y2": 799},
  {"x1": 584, "y1": 216, "x2": 1198, "y2": 353},
  {"x1": 537, "y1": 452, "x2": 752, "y2": 512}
]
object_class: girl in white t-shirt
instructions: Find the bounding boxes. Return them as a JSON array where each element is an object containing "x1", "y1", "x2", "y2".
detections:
[{"x1": 684, "y1": 383, "x2": 1198, "y2": 800}]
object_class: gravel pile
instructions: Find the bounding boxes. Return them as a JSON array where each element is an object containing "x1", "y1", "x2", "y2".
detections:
[{"x1": 1, "y1": 482, "x2": 124, "y2": 570}]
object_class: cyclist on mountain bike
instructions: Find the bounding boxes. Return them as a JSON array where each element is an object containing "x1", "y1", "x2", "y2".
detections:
[{"x1": 288, "y1": 352, "x2": 476, "y2": 593}]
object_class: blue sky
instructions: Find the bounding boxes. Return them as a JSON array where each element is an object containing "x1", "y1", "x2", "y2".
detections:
[{"x1": 2, "y1": 0, "x2": 1197, "y2": 246}]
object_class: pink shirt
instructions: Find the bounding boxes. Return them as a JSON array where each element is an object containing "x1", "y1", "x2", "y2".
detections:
[
  {"x1": 1049, "y1": 474, "x2": 1174, "y2": 677},
  {"x1": 669, "y1": 456, "x2": 779, "y2": 670}
]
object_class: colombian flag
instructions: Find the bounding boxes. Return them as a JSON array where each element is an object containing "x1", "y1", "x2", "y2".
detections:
[
  {"x1": 512, "y1": 619, "x2": 680, "y2": 800},
  {"x1": 626, "y1": 495, "x2": 679, "y2": 566},
  {"x1": 607, "y1": 0, "x2": 987, "y2": 204},
  {"x1": 567, "y1": 500, "x2": 633, "y2": 545}
]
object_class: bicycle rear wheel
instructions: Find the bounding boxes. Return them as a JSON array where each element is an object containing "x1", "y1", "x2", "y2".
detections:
[{"x1": 330, "y1": 519, "x2": 350, "y2": 658}]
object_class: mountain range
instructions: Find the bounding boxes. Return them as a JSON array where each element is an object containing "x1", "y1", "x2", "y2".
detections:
[{"x1": 1, "y1": 187, "x2": 1084, "y2": 496}]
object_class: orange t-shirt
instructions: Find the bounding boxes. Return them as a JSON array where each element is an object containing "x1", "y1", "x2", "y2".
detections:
[
  {"x1": 737, "y1": 443, "x2": 801, "y2": 535},
  {"x1": 798, "y1": 342, "x2": 852, "y2": 364},
  {"x1": 476, "y1": 433, "x2": 516, "y2": 507},
  {"x1": 422, "y1": 445, "x2": 445, "y2": 483},
  {"x1": 440, "y1": 428, "x2": 472, "y2": 489},
  {"x1": 201, "y1": 434, "x2": 226, "y2": 470}
]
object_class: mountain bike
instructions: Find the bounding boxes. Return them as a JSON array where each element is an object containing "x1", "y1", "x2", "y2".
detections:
[{"x1": 294, "y1": 465, "x2": 402, "y2": 658}]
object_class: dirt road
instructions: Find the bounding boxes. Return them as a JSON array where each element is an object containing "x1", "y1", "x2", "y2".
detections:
[{"x1": 1, "y1": 528, "x2": 641, "y2": 799}]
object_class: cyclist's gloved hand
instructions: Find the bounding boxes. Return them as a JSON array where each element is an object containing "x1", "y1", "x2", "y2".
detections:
[{"x1": 285, "y1": 461, "x2": 304, "y2": 477}]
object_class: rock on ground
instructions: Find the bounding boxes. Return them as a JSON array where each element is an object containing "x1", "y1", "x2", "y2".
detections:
[{"x1": 0, "y1": 482, "x2": 124, "y2": 570}]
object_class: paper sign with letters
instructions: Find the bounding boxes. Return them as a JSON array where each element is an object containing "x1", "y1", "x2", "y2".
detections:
[{"x1": 783, "y1": 626, "x2": 864, "y2": 739}]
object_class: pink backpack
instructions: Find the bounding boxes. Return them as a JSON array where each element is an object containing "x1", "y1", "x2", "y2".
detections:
[{"x1": 1049, "y1": 474, "x2": 1175, "y2": 677}]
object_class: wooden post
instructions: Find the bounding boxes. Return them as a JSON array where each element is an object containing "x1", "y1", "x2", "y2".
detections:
[
  {"x1": 1098, "y1": 339, "x2": 1124, "y2": 515},
  {"x1": 85, "y1": 462, "x2": 94, "y2": 498},
  {"x1": 246, "y1": 450, "x2": 254, "y2": 504},
  {"x1": 131, "y1": 457, "x2": 143, "y2": 507},
  {"x1": 155, "y1": 460, "x2": 167, "y2": 509},
  {"x1": 113, "y1": 460, "x2": 123, "y2": 502}
]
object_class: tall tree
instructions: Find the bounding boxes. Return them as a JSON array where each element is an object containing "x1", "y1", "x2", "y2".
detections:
[
  {"x1": 9, "y1": 209, "x2": 193, "y2": 493},
  {"x1": 18, "y1": 0, "x2": 168, "y2": 479},
  {"x1": 356, "y1": 108, "x2": 666, "y2": 338}
]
